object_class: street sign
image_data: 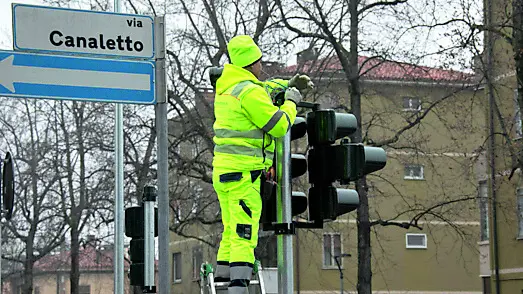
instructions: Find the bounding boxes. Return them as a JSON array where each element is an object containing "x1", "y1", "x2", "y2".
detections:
[
  {"x1": 0, "y1": 50, "x2": 155, "y2": 104},
  {"x1": 12, "y1": 4, "x2": 154, "y2": 59}
]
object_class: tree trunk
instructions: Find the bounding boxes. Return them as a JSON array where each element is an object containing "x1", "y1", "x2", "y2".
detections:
[
  {"x1": 22, "y1": 247, "x2": 34, "y2": 294},
  {"x1": 70, "y1": 225, "x2": 80, "y2": 294},
  {"x1": 356, "y1": 178, "x2": 372, "y2": 294},
  {"x1": 514, "y1": 0, "x2": 523, "y2": 146},
  {"x1": 348, "y1": 0, "x2": 372, "y2": 293}
]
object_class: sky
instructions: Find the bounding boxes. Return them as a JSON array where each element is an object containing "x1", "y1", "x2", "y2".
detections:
[{"x1": 0, "y1": 0, "x2": 43, "y2": 49}]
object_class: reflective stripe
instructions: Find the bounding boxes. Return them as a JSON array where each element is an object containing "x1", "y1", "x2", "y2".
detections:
[
  {"x1": 215, "y1": 145, "x2": 273, "y2": 159},
  {"x1": 231, "y1": 81, "x2": 254, "y2": 97},
  {"x1": 284, "y1": 112, "x2": 291, "y2": 132},
  {"x1": 230, "y1": 265, "x2": 253, "y2": 280},
  {"x1": 261, "y1": 110, "x2": 284, "y2": 133},
  {"x1": 215, "y1": 128, "x2": 263, "y2": 139},
  {"x1": 215, "y1": 264, "x2": 230, "y2": 279}
]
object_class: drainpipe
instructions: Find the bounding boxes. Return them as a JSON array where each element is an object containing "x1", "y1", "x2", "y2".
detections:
[{"x1": 486, "y1": 0, "x2": 501, "y2": 292}]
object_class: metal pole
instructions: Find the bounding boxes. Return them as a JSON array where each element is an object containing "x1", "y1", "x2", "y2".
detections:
[
  {"x1": 340, "y1": 271, "x2": 343, "y2": 294},
  {"x1": 113, "y1": 0, "x2": 125, "y2": 292},
  {"x1": 276, "y1": 132, "x2": 293, "y2": 294},
  {"x1": 154, "y1": 16, "x2": 170, "y2": 294},
  {"x1": 1, "y1": 213, "x2": 2, "y2": 294},
  {"x1": 143, "y1": 186, "x2": 157, "y2": 293}
]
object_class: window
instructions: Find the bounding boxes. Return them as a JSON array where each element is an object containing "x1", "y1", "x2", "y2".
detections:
[
  {"x1": 173, "y1": 252, "x2": 182, "y2": 283},
  {"x1": 323, "y1": 233, "x2": 341, "y2": 268},
  {"x1": 403, "y1": 97, "x2": 421, "y2": 111},
  {"x1": 406, "y1": 233, "x2": 427, "y2": 249},
  {"x1": 518, "y1": 188, "x2": 523, "y2": 238},
  {"x1": 404, "y1": 164, "x2": 424, "y2": 180},
  {"x1": 192, "y1": 246, "x2": 203, "y2": 280},
  {"x1": 479, "y1": 181, "x2": 489, "y2": 241},
  {"x1": 78, "y1": 285, "x2": 90, "y2": 294},
  {"x1": 514, "y1": 89, "x2": 522, "y2": 138}
]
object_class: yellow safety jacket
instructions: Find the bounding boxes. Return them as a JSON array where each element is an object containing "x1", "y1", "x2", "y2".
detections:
[{"x1": 212, "y1": 64, "x2": 297, "y2": 172}]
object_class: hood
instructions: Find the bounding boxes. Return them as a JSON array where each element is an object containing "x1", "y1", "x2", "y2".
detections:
[{"x1": 215, "y1": 64, "x2": 263, "y2": 95}]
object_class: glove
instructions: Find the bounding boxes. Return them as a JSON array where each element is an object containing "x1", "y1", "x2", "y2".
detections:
[
  {"x1": 285, "y1": 87, "x2": 302, "y2": 105},
  {"x1": 288, "y1": 74, "x2": 314, "y2": 93}
]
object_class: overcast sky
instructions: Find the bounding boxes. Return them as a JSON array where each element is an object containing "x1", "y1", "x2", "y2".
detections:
[
  {"x1": 0, "y1": 0, "x2": 481, "y2": 71},
  {"x1": 0, "y1": 0, "x2": 43, "y2": 49}
]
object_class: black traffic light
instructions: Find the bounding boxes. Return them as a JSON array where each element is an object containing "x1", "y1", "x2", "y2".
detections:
[
  {"x1": 290, "y1": 116, "x2": 308, "y2": 218},
  {"x1": 259, "y1": 102, "x2": 386, "y2": 230},
  {"x1": 2, "y1": 152, "x2": 15, "y2": 220},
  {"x1": 260, "y1": 116, "x2": 309, "y2": 230},
  {"x1": 124, "y1": 192, "x2": 158, "y2": 287},
  {"x1": 306, "y1": 109, "x2": 362, "y2": 223}
]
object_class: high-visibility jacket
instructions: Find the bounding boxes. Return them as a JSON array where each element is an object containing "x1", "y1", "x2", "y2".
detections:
[{"x1": 212, "y1": 64, "x2": 297, "y2": 172}]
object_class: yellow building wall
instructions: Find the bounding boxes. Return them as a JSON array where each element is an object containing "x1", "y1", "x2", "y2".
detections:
[
  {"x1": 170, "y1": 74, "x2": 486, "y2": 293},
  {"x1": 485, "y1": 0, "x2": 523, "y2": 290},
  {"x1": 296, "y1": 224, "x2": 481, "y2": 292},
  {"x1": 31, "y1": 272, "x2": 132, "y2": 294}
]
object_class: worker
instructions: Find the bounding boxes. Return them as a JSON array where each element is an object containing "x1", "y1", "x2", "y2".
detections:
[{"x1": 211, "y1": 34, "x2": 313, "y2": 293}]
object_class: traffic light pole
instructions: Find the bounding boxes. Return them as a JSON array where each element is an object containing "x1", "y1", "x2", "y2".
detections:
[
  {"x1": 276, "y1": 131, "x2": 294, "y2": 294},
  {"x1": 143, "y1": 187, "x2": 157, "y2": 293},
  {"x1": 154, "y1": 15, "x2": 170, "y2": 294}
]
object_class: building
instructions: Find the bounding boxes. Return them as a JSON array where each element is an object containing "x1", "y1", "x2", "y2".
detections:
[
  {"x1": 478, "y1": 0, "x2": 523, "y2": 293},
  {"x1": 4, "y1": 245, "x2": 134, "y2": 294},
  {"x1": 169, "y1": 53, "x2": 486, "y2": 293}
]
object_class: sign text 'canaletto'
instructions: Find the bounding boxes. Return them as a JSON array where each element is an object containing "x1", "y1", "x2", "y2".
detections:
[{"x1": 13, "y1": 4, "x2": 154, "y2": 59}]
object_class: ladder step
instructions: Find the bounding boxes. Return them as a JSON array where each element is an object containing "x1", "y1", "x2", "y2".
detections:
[{"x1": 214, "y1": 280, "x2": 260, "y2": 289}]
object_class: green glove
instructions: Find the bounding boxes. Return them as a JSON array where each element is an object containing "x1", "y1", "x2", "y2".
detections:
[{"x1": 288, "y1": 74, "x2": 314, "y2": 93}]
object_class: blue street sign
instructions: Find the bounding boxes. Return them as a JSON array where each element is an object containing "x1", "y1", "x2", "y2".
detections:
[{"x1": 0, "y1": 50, "x2": 155, "y2": 104}]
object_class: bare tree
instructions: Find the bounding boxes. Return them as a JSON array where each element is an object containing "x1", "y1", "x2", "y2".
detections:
[
  {"x1": 274, "y1": 0, "x2": 484, "y2": 292},
  {"x1": 0, "y1": 99, "x2": 67, "y2": 294},
  {"x1": 51, "y1": 101, "x2": 114, "y2": 294}
]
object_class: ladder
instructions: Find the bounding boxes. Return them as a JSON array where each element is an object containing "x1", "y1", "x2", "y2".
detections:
[{"x1": 200, "y1": 260, "x2": 267, "y2": 294}]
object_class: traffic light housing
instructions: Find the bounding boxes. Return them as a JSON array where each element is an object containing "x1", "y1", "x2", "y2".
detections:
[
  {"x1": 304, "y1": 108, "x2": 386, "y2": 226},
  {"x1": 305, "y1": 109, "x2": 364, "y2": 224},
  {"x1": 259, "y1": 101, "x2": 387, "y2": 230},
  {"x1": 260, "y1": 116, "x2": 309, "y2": 230},
  {"x1": 125, "y1": 204, "x2": 158, "y2": 287}
]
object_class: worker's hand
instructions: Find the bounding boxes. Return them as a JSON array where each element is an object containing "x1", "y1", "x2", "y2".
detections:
[
  {"x1": 289, "y1": 74, "x2": 314, "y2": 94},
  {"x1": 285, "y1": 87, "x2": 302, "y2": 105},
  {"x1": 268, "y1": 166, "x2": 276, "y2": 180}
]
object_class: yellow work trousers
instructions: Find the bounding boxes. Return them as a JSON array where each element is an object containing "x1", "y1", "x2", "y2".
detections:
[{"x1": 213, "y1": 169, "x2": 262, "y2": 265}]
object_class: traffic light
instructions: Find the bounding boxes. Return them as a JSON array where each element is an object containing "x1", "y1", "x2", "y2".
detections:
[
  {"x1": 125, "y1": 206, "x2": 146, "y2": 286},
  {"x1": 290, "y1": 116, "x2": 308, "y2": 218},
  {"x1": 305, "y1": 109, "x2": 387, "y2": 225},
  {"x1": 124, "y1": 190, "x2": 158, "y2": 288},
  {"x1": 260, "y1": 105, "x2": 387, "y2": 230},
  {"x1": 306, "y1": 109, "x2": 361, "y2": 223},
  {"x1": 260, "y1": 116, "x2": 309, "y2": 230}
]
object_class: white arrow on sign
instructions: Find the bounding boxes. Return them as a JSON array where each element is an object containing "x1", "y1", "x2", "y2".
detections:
[{"x1": 0, "y1": 55, "x2": 151, "y2": 93}]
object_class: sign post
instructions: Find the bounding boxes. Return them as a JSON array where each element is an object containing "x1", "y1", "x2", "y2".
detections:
[{"x1": 153, "y1": 15, "x2": 170, "y2": 293}]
